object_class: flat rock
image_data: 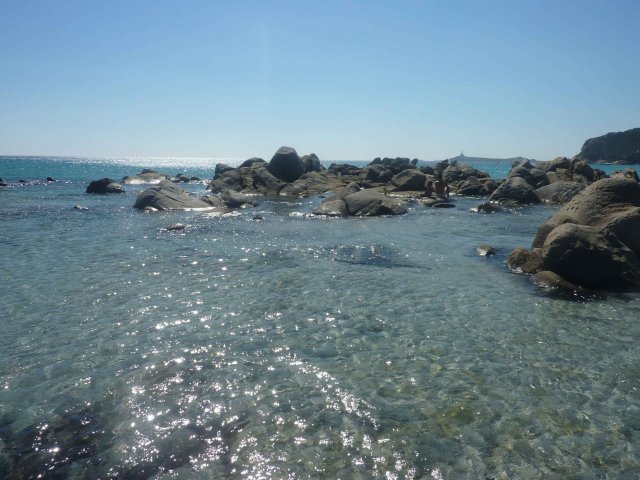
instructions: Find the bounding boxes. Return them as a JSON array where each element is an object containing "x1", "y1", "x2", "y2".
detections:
[
  {"x1": 134, "y1": 180, "x2": 226, "y2": 211},
  {"x1": 86, "y1": 178, "x2": 125, "y2": 194}
]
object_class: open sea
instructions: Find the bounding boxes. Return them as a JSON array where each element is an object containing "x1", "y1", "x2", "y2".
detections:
[{"x1": 1, "y1": 156, "x2": 640, "y2": 479}]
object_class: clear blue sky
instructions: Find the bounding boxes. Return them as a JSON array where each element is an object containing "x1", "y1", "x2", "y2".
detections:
[{"x1": 1, "y1": 0, "x2": 639, "y2": 160}]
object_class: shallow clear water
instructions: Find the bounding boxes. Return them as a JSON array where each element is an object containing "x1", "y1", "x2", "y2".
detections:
[{"x1": 1, "y1": 157, "x2": 640, "y2": 479}]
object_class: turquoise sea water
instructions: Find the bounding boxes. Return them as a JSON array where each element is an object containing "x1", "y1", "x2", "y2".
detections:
[{"x1": 1, "y1": 157, "x2": 640, "y2": 479}]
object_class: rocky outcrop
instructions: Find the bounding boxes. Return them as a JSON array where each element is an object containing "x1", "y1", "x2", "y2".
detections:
[
  {"x1": 267, "y1": 146, "x2": 305, "y2": 182},
  {"x1": 576, "y1": 127, "x2": 640, "y2": 164},
  {"x1": 86, "y1": 178, "x2": 125, "y2": 194},
  {"x1": 122, "y1": 169, "x2": 169, "y2": 184},
  {"x1": 208, "y1": 160, "x2": 286, "y2": 196},
  {"x1": 313, "y1": 183, "x2": 407, "y2": 217},
  {"x1": 279, "y1": 171, "x2": 347, "y2": 197},
  {"x1": 134, "y1": 180, "x2": 227, "y2": 211},
  {"x1": 390, "y1": 169, "x2": 427, "y2": 191},
  {"x1": 507, "y1": 178, "x2": 640, "y2": 289}
]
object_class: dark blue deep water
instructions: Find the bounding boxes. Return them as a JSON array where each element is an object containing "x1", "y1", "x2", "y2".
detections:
[{"x1": 1, "y1": 157, "x2": 639, "y2": 479}]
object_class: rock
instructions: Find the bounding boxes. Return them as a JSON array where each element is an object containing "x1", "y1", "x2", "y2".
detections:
[
  {"x1": 532, "y1": 270, "x2": 582, "y2": 292},
  {"x1": 267, "y1": 146, "x2": 305, "y2": 182},
  {"x1": 510, "y1": 178, "x2": 640, "y2": 289},
  {"x1": 279, "y1": 171, "x2": 346, "y2": 197},
  {"x1": 457, "y1": 176, "x2": 484, "y2": 196},
  {"x1": 252, "y1": 215, "x2": 264, "y2": 221},
  {"x1": 0, "y1": 181, "x2": 7, "y2": 187},
  {"x1": 166, "y1": 223, "x2": 188, "y2": 231},
  {"x1": 577, "y1": 127, "x2": 640, "y2": 164},
  {"x1": 442, "y1": 164, "x2": 488, "y2": 183},
  {"x1": 73, "y1": 205, "x2": 89, "y2": 210},
  {"x1": 300, "y1": 153, "x2": 324, "y2": 173},
  {"x1": 313, "y1": 199, "x2": 348, "y2": 217},
  {"x1": 239, "y1": 158, "x2": 267, "y2": 168},
  {"x1": 134, "y1": 180, "x2": 226, "y2": 211},
  {"x1": 507, "y1": 247, "x2": 544, "y2": 274},
  {"x1": 432, "y1": 202, "x2": 455, "y2": 208},
  {"x1": 541, "y1": 223, "x2": 640, "y2": 287},
  {"x1": 390, "y1": 169, "x2": 427, "y2": 191},
  {"x1": 476, "y1": 245, "x2": 496, "y2": 257},
  {"x1": 314, "y1": 184, "x2": 407, "y2": 217},
  {"x1": 489, "y1": 176, "x2": 541, "y2": 204},
  {"x1": 507, "y1": 164, "x2": 549, "y2": 188},
  {"x1": 219, "y1": 190, "x2": 258, "y2": 208},
  {"x1": 364, "y1": 164, "x2": 394, "y2": 184},
  {"x1": 343, "y1": 190, "x2": 408, "y2": 216},
  {"x1": 470, "y1": 202, "x2": 503, "y2": 214},
  {"x1": 122, "y1": 170, "x2": 169, "y2": 184},
  {"x1": 208, "y1": 162, "x2": 286, "y2": 196},
  {"x1": 46, "y1": 177, "x2": 56, "y2": 182},
  {"x1": 535, "y1": 181, "x2": 586, "y2": 204},
  {"x1": 214, "y1": 162, "x2": 236, "y2": 178},
  {"x1": 86, "y1": 178, "x2": 125, "y2": 194}
]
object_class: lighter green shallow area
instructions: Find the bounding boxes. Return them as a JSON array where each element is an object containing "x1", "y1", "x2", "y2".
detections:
[{"x1": 1, "y1": 162, "x2": 640, "y2": 479}]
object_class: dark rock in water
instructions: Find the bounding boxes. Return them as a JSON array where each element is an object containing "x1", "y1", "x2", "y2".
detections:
[
  {"x1": 19, "y1": 179, "x2": 28, "y2": 183},
  {"x1": 122, "y1": 170, "x2": 169, "y2": 184},
  {"x1": 343, "y1": 189, "x2": 408, "y2": 216},
  {"x1": 268, "y1": 146, "x2": 305, "y2": 182},
  {"x1": 489, "y1": 177, "x2": 541, "y2": 204},
  {"x1": 190, "y1": 176, "x2": 201, "y2": 181},
  {"x1": 471, "y1": 202, "x2": 503, "y2": 214},
  {"x1": 541, "y1": 223, "x2": 640, "y2": 287},
  {"x1": 533, "y1": 270, "x2": 585, "y2": 293},
  {"x1": 328, "y1": 244, "x2": 415, "y2": 268},
  {"x1": 477, "y1": 245, "x2": 496, "y2": 257},
  {"x1": 577, "y1": 127, "x2": 640, "y2": 164},
  {"x1": 0, "y1": 180, "x2": 7, "y2": 187},
  {"x1": 86, "y1": 178, "x2": 125, "y2": 194},
  {"x1": 508, "y1": 178, "x2": 640, "y2": 289},
  {"x1": 166, "y1": 223, "x2": 188, "y2": 231},
  {"x1": 390, "y1": 169, "x2": 427, "y2": 191},
  {"x1": 219, "y1": 189, "x2": 258, "y2": 208},
  {"x1": 433, "y1": 202, "x2": 455, "y2": 208},
  {"x1": 536, "y1": 181, "x2": 585, "y2": 204},
  {"x1": 134, "y1": 180, "x2": 227, "y2": 211},
  {"x1": 313, "y1": 183, "x2": 407, "y2": 217},
  {"x1": 313, "y1": 199, "x2": 349, "y2": 217},
  {"x1": 73, "y1": 205, "x2": 89, "y2": 210},
  {"x1": 253, "y1": 215, "x2": 264, "y2": 221},
  {"x1": 507, "y1": 247, "x2": 544, "y2": 274},
  {"x1": 46, "y1": 176, "x2": 56, "y2": 182}
]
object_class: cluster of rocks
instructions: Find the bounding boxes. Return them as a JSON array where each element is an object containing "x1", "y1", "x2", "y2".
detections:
[
  {"x1": 0, "y1": 177, "x2": 56, "y2": 187},
  {"x1": 487, "y1": 157, "x2": 607, "y2": 206},
  {"x1": 313, "y1": 182, "x2": 407, "y2": 217},
  {"x1": 507, "y1": 178, "x2": 640, "y2": 290}
]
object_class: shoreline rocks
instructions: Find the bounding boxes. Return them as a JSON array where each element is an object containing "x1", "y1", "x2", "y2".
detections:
[{"x1": 507, "y1": 178, "x2": 640, "y2": 289}]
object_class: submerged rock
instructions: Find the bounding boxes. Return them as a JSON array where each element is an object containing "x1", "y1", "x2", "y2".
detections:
[
  {"x1": 86, "y1": 178, "x2": 125, "y2": 194},
  {"x1": 122, "y1": 169, "x2": 169, "y2": 185}
]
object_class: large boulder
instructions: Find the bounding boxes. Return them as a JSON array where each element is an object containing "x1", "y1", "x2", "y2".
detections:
[
  {"x1": 489, "y1": 177, "x2": 541, "y2": 204},
  {"x1": 535, "y1": 181, "x2": 586, "y2": 204},
  {"x1": 442, "y1": 164, "x2": 489, "y2": 184},
  {"x1": 344, "y1": 190, "x2": 408, "y2": 216},
  {"x1": 313, "y1": 183, "x2": 407, "y2": 217},
  {"x1": 267, "y1": 146, "x2": 305, "y2": 182},
  {"x1": 508, "y1": 178, "x2": 640, "y2": 289},
  {"x1": 86, "y1": 178, "x2": 125, "y2": 194},
  {"x1": 122, "y1": 169, "x2": 169, "y2": 184},
  {"x1": 134, "y1": 180, "x2": 226, "y2": 211},
  {"x1": 577, "y1": 127, "x2": 640, "y2": 164},
  {"x1": 390, "y1": 169, "x2": 427, "y2": 191}
]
